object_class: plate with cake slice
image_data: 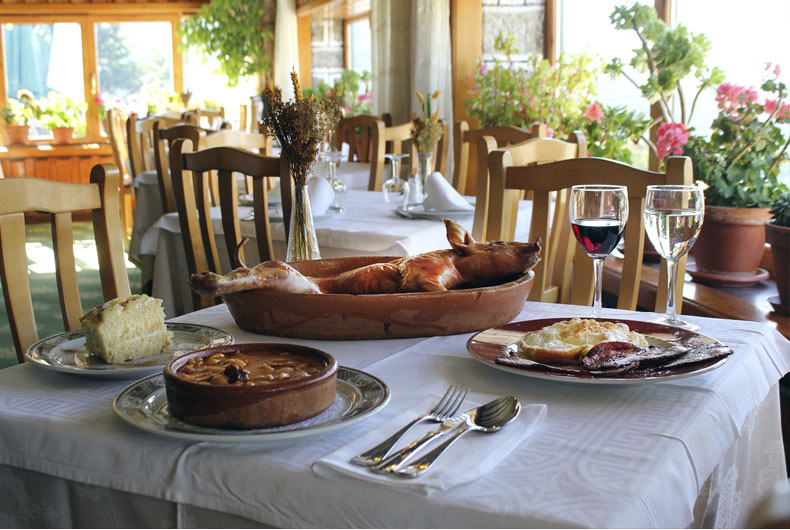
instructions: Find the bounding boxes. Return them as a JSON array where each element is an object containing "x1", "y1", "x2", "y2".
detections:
[
  {"x1": 25, "y1": 295, "x2": 233, "y2": 379},
  {"x1": 467, "y1": 317, "x2": 732, "y2": 385}
]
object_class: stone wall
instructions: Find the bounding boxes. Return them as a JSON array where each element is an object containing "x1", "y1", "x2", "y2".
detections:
[
  {"x1": 310, "y1": 17, "x2": 345, "y2": 89},
  {"x1": 482, "y1": 0, "x2": 545, "y2": 66}
]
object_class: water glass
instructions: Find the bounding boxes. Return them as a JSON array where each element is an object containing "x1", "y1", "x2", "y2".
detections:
[
  {"x1": 643, "y1": 185, "x2": 704, "y2": 329},
  {"x1": 383, "y1": 153, "x2": 409, "y2": 203}
]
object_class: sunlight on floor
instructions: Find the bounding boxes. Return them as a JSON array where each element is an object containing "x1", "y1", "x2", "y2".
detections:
[{"x1": 26, "y1": 241, "x2": 136, "y2": 274}]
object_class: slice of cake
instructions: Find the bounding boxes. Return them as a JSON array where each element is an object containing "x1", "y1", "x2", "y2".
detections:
[{"x1": 80, "y1": 294, "x2": 172, "y2": 364}]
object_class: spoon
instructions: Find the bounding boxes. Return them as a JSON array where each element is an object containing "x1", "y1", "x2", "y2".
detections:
[{"x1": 389, "y1": 395, "x2": 521, "y2": 478}]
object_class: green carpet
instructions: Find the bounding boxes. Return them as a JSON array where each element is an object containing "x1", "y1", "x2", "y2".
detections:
[{"x1": 0, "y1": 222, "x2": 142, "y2": 369}]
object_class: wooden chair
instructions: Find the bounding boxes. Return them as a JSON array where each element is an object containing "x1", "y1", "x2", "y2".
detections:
[
  {"x1": 200, "y1": 129, "x2": 273, "y2": 200},
  {"x1": 153, "y1": 123, "x2": 207, "y2": 213},
  {"x1": 126, "y1": 113, "x2": 192, "y2": 182},
  {"x1": 169, "y1": 139, "x2": 291, "y2": 310},
  {"x1": 453, "y1": 121, "x2": 545, "y2": 197},
  {"x1": 105, "y1": 108, "x2": 135, "y2": 241},
  {"x1": 472, "y1": 128, "x2": 573, "y2": 243},
  {"x1": 335, "y1": 115, "x2": 386, "y2": 191},
  {"x1": 488, "y1": 153, "x2": 694, "y2": 311},
  {"x1": 182, "y1": 108, "x2": 225, "y2": 130},
  {"x1": 0, "y1": 164, "x2": 131, "y2": 362},
  {"x1": 238, "y1": 104, "x2": 248, "y2": 132}
]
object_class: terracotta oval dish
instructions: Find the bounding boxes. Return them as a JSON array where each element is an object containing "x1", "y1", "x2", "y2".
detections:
[
  {"x1": 222, "y1": 256, "x2": 535, "y2": 340},
  {"x1": 164, "y1": 343, "x2": 338, "y2": 429}
]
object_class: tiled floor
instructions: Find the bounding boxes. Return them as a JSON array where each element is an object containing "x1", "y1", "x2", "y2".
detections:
[{"x1": 0, "y1": 222, "x2": 142, "y2": 369}]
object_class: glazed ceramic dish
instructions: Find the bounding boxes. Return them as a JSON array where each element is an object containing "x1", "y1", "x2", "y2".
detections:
[
  {"x1": 222, "y1": 256, "x2": 535, "y2": 340},
  {"x1": 113, "y1": 367, "x2": 389, "y2": 442},
  {"x1": 164, "y1": 343, "x2": 338, "y2": 429},
  {"x1": 467, "y1": 318, "x2": 731, "y2": 386}
]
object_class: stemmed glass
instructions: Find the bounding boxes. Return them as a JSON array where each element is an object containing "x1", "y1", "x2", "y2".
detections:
[
  {"x1": 382, "y1": 153, "x2": 409, "y2": 203},
  {"x1": 643, "y1": 185, "x2": 704, "y2": 329},
  {"x1": 319, "y1": 150, "x2": 346, "y2": 212},
  {"x1": 569, "y1": 185, "x2": 629, "y2": 317}
]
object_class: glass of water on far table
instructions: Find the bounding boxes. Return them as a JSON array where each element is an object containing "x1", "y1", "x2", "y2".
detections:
[
  {"x1": 382, "y1": 153, "x2": 409, "y2": 203},
  {"x1": 643, "y1": 185, "x2": 704, "y2": 330}
]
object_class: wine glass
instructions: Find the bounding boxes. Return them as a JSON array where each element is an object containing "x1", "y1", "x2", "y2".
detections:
[
  {"x1": 643, "y1": 185, "x2": 704, "y2": 330},
  {"x1": 569, "y1": 185, "x2": 629, "y2": 317},
  {"x1": 319, "y1": 150, "x2": 346, "y2": 212},
  {"x1": 382, "y1": 153, "x2": 409, "y2": 203}
]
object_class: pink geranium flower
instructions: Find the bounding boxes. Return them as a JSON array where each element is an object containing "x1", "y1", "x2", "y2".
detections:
[
  {"x1": 584, "y1": 102, "x2": 604, "y2": 123},
  {"x1": 656, "y1": 122, "x2": 690, "y2": 159}
]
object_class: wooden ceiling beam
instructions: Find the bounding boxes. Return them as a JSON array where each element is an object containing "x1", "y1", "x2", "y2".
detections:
[{"x1": 0, "y1": 2, "x2": 206, "y2": 16}]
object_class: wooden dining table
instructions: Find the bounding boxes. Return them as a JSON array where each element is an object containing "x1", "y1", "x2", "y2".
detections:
[{"x1": 0, "y1": 300, "x2": 788, "y2": 527}]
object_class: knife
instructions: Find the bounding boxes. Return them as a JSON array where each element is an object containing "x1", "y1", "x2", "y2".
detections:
[{"x1": 370, "y1": 415, "x2": 466, "y2": 474}]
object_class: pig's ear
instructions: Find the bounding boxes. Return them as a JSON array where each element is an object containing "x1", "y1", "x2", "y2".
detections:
[{"x1": 444, "y1": 219, "x2": 475, "y2": 255}]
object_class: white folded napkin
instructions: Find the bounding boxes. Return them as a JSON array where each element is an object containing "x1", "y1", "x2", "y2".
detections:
[
  {"x1": 422, "y1": 172, "x2": 474, "y2": 212},
  {"x1": 307, "y1": 176, "x2": 334, "y2": 215},
  {"x1": 312, "y1": 395, "x2": 547, "y2": 496}
]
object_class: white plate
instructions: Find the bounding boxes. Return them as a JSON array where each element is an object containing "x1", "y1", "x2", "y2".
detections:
[
  {"x1": 467, "y1": 318, "x2": 731, "y2": 386},
  {"x1": 393, "y1": 206, "x2": 475, "y2": 221},
  {"x1": 25, "y1": 323, "x2": 233, "y2": 379},
  {"x1": 112, "y1": 367, "x2": 390, "y2": 442},
  {"x1": 239, "y1": 193, "x2": 281, "y2": 206}
]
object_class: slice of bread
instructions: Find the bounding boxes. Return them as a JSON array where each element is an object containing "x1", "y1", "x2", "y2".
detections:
[
  {"x1": 80, "y1": 294, "x2": 172, "y2": 364},
  {"x1": 517, "y1": 318, "x2": 649, "y2": 363}
]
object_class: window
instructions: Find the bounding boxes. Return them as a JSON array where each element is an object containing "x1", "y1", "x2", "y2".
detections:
[
  {"x1": 3, "y1": 22, "x2": 85, "y2": 138},
  {"x1": 345, "y1": 16, "x2": 371, "y2": 75}
]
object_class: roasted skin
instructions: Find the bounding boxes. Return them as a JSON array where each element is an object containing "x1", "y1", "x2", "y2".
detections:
[{"x1": 189, "y1": 219, "x2": 541, "y2": 296}]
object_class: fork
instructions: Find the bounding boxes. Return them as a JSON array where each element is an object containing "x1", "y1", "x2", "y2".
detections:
[{"x1": 350, "y1": 384, "x2": 469, "y2": 467}]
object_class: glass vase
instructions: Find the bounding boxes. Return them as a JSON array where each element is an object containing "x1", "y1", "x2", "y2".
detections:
[
  {"x1": 286, "y1": 182, "x2": 321, "y2": 262},
  {"x1": 416, "y1": 151, "x2": 433, "y2": 189}
]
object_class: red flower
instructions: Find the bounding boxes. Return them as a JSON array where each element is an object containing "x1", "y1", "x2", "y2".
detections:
[
  {"x1": 584, "y1": 102, "x2": 604, "y2": 123},
  {"x1": 656, "y1": 122, "x2": 690, "y2": 159}
]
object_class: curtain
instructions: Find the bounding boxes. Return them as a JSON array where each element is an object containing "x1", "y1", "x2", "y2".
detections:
[
  {"x1": 274, "y1": 0, "x2": 299, "y2": 100},
  {"x1": 371, "y1": 0, "x2": 453, "y2": 176}
]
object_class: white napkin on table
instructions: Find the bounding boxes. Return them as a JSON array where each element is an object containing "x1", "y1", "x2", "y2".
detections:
[
  {"x1": 306, "y1": 176, "x2": 334, "y2": 215},
  {"x1": 422, "y1": 172, "x2": 474, "y2": 212},
  {"x1": 312, "y1": 395, "x2": 547, "y2": 496}
]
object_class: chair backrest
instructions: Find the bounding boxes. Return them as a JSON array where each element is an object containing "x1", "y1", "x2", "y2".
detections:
[
  {"x1": 238, "y1": 104, "x2": 248, "y2": 132},
  {"x1": 182, "y1": 108, "x2": 225, "y2": 129},
  {"x1": 127, "y1": 114, "x2": 191, "y2": 180},
  {"x1": 335, "y1": 115, "x2": 386, "y2": 191},
  {"x1": 169, "y1": 139, "x2": 291, "y2": 310},
  {"x1": 105, "y1": 109, "x2": 131, "y2": 185},
  {"x1": 153, "y1": 123, "x2": 207, "y2": 213},
  {"x1": 0, "y1": 164, "x2": 131, "y2": 362},
  {"x1": 453, "y1": 121, "x2": 545, "y2": 197},
  {"x1": 488, "y1": 152, "x2": 693, "y2": 311}
]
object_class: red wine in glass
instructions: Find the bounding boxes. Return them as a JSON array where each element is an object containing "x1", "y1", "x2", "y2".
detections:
[{"x1": 571, "y1": 218, "x2": 625, "y2": 258}]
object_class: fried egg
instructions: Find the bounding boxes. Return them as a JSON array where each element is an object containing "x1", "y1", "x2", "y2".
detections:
[{"x1": 517, "y1": 318, "x2": 649, "y2": 363}]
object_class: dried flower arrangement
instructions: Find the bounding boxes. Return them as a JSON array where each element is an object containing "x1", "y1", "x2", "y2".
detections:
[
  {"x1": 261, "y1": 71, "x2": 342, "y2": 187},
  {"x1": 412, "y1": 90, "x2": 444, "y2": 153}
]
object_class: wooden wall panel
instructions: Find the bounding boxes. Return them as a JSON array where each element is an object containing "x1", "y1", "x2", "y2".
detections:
[{"x1": 1, "y1": 153, "x2": 113, "y2": 183}]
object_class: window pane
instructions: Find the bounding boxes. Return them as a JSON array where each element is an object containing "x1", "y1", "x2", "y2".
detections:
[
  {"x1": 3, "y1": 22, "x2": 85, "y2": 138},
  {"x1": 183, "y1": 50, "x2": 258, "y2": 130},
  {"x1": 348, "y1": 18, "x2": 371, "y2": 75},
  {"x1": 95, "y1": 21, "x2": 174, "y2": 116}
]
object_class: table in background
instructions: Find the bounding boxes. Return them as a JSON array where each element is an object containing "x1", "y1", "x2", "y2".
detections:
[
  {"x1": 139, "y1": 189, "x2": 531, "y2": 318},
  {"x1": 128, "y1": 161, "x2": 379, "y2": 292},
  {"x1": 0, "y1": 302, "x2": 787, "y2": 527}
]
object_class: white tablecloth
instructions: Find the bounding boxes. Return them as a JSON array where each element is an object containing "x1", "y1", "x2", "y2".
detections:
[
  {"x1": 128, "y1": 162, "x2": 378, "y2": 291},
  {"x1": 138, "y1": 189, "x2": 532, "y2": 318},
  {"x1": 0, "y1": 302, "x2": 788, "y2": 527}
]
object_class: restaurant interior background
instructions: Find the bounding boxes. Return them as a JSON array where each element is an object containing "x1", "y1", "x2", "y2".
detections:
[{"x1": 0, "y1": 0, "x2": 788, "y2": 367}]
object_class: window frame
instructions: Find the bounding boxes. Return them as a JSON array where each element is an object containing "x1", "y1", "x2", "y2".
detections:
[
  {"x1": 343, "y1": 13, "x2": 370, "y2": 72},
  {"x1": 0, "y1": 5, "x2": 199, "y2": 146}
]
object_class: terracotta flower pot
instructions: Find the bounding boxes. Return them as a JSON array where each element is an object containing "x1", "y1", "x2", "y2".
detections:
[
  {"x1": 4, "y1": 124, "x2": 29, "y2": 145},
  {"x1": 52, "y1": 127, "x2": 74, "y2": 144},
  {"x1": 765, "y1": 221, "x2": 790, "y2": 307},
  {"x1": 689, "y1": 205, "x2": 772, "y2": 286}
]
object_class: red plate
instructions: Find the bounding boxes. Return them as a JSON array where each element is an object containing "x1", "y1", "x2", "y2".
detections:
[{"x1": 467, "y1": 318, "x2": 731, "y2": 385}]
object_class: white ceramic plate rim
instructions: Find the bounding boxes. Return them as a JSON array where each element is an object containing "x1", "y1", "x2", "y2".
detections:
[
  {"x1": 112, "y1": 367, "x2": 390, "y2": 442},
  {"x1": 393, "y1": 206, "x2": 475, "y2": 220},
  {"x1": 467, "y1": 318, "x2": 730, "y2": 386},
  {"x1": 25, "y1": 323, "x2": 233, "y2": 379}
]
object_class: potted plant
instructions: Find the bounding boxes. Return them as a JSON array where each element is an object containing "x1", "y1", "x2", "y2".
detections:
[
  {"x1": 766, "y1": 192, "x2": 790, "y2": 313},
  {"x1": 39, "y1": 91, "x2": 86, "y2": 144},
  {"x1": 1, "y1": 89, "x2": 39, "y2": 145}
]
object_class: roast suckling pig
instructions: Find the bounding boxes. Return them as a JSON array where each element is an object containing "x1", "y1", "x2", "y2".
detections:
[{"x1": 189, "y1": 219, "x2": 540, "y2": 296}]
